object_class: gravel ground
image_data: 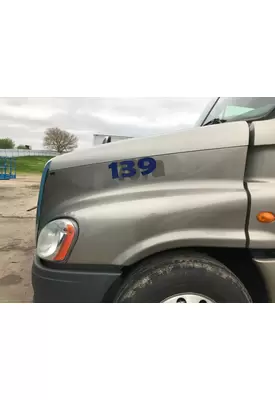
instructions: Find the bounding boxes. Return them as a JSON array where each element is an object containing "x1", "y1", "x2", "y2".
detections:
[{"x1": 0, "y1": 175, "x2": 40, "y2": 302}]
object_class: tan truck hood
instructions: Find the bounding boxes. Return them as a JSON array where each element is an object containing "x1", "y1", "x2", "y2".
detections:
[{"x1": 50, "y1": 121, "x2": 249, "y2": 171}]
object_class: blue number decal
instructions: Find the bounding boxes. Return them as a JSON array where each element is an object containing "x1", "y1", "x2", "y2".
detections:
[
  {"x1": 138, "y1": 157, "x2": 157, "y2": 176},
  {"x1": 109, "y1": 157, "x2": 158, "y2": 179},
  {"x1": 120, "y1": 160, "x2": 136, "y2": 178},
  {"x1": 108, "y1": 162, "x2": 119, "y2": 179}
]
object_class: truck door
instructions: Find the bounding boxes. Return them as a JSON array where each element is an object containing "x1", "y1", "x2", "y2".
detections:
[{"x1": 246, "y1": 119, "x2": 275, "y2": 249}]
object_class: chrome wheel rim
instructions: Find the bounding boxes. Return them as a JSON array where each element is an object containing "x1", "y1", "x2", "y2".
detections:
[{"x1": 162, "y1": 293, "x2": 214, "y2": 303}]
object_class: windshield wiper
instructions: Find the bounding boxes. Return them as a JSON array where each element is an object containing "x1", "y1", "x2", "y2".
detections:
[{"x1": 203, "y1": 118, "x2": 227, "y2": 126}]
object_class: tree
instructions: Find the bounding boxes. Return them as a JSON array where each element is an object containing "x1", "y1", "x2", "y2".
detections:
[
  {"x1": 43, "y1": 128, "x2": 78, "y2": 154},
  {"x1": 0, "y1": 138, "x2": 15, "y2": 149}
]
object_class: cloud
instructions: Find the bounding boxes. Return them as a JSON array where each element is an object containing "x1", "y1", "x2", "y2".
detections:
[
  {"x1": 0, "y1": 103, "x2": 67, "y2": 121},
  {"x1": 87, "y1": 110, "x2": 200, "y2": 129},
  {"x1": 0, "y1": 121, "x2": 29, "y2": 129},
  {"x1": 0, "y1": 97, "x2": 212, "y2": 149}
]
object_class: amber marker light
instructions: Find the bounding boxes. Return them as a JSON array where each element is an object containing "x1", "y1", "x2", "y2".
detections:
[
  {"x1": 257, "y1": 212, "x2": 275, "y2": 224},
  {"x1": 54, "y1": 223, "x2": 76, "y2": 261}
]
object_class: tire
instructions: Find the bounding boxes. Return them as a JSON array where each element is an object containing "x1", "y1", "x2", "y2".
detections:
[{"x1": 114, "y1": 251, "x2": 252, "y2": 303}]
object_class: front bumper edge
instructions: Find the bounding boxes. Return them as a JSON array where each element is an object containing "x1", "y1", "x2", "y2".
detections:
[{"x1": 32, "y1": 257, "x2": 122, "y2": 303}]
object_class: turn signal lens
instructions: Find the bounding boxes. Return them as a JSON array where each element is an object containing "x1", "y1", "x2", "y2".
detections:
[
  {"x1": 54, "y1": 223, "x2": 76, "y2": 261},
  {"x1": 257, "y1": 212, "x2": 275, "y2": 224}
]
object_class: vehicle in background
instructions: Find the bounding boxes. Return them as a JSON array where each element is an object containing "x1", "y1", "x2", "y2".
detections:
[
  {"x1": 32, "y1": 98, "x2": 275, "y2": 303},
  {"x1": 94, "y1": 134, "x2": 132, "y2": 146}
]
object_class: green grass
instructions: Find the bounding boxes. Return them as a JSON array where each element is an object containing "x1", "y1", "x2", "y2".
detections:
[{"x1": 15, "y1": 156, "x2": 53, "y2": 174}]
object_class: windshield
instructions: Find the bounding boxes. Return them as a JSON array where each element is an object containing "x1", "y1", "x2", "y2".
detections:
[{"x1": 200, "y1": 97, "x2": 275, "y2": 126}]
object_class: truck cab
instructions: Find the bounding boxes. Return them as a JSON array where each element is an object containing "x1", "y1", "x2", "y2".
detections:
[{"x1": 32, "y1": 97, "x2": 275, "y2": 303}]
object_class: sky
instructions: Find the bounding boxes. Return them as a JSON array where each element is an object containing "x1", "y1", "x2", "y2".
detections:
[{"x1": 0, "y1": 98, "x2": 212, "y2": 149}]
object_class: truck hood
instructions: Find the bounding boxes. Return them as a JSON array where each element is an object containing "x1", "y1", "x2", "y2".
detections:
[{"x1": 50, "y1": 121, "x2": 249, "y2": 171}]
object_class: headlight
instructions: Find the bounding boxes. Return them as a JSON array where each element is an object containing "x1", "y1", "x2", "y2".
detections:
[{"x1": 37, "y1": 219, "x2": 78, "y2": 261}]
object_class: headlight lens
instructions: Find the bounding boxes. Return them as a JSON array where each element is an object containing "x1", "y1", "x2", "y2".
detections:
[{"x1": 37, "y1": 219, "x2": 78, "y2": 261}]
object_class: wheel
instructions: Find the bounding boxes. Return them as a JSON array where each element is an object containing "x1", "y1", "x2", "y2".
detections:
[{"x1": 114, "y1": 251, "x2": 252, "y2": 303}]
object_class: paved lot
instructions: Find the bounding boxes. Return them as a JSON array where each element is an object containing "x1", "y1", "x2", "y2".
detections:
[{"x1": 0, "y1": 175, "x2": 40, "y2": 302}]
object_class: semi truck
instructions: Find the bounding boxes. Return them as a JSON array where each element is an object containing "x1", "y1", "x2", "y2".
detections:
[{"x1": 32, "y1": 97, "x2": 275, "y2": 303}]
